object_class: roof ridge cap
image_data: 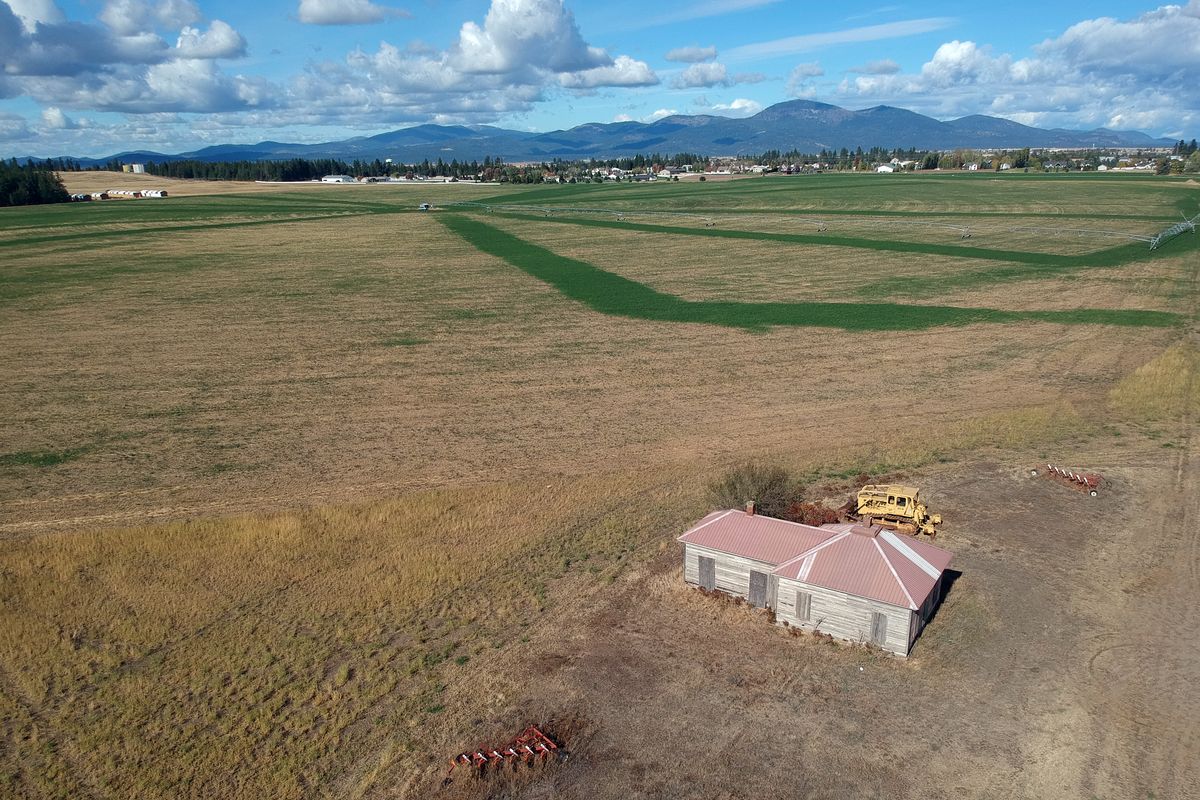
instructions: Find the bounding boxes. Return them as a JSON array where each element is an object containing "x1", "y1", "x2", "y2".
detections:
[
  {"x1": 774, "y1": 529, "x2": 849, "y2": 571},
  {"x1": 878, "y1": 529, "x2": 940, "y2": 578},
  {"x1": 873, "y1": 538, "x2": 917, "y2": 609}
]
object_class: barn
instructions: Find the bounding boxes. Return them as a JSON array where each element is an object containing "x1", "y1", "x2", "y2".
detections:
[{"x1": 678, "y1": 507, "x2": 953, "y2": 656}]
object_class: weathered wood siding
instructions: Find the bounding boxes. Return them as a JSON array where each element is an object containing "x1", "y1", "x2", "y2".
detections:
[
  {"x1": 683, "y1": 543, "x2": 776, "y2": 602},
  {"x1": 774, "y1": 575, "x2": 915, "y2": 656},
  {"x1": 682, "y1": 543, "x2": 946, "y2": 658},
  {"x1": 909, "y1": 575, "x2": 943, "y2": 644}
]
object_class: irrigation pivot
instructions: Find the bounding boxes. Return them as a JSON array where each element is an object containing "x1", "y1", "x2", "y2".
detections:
[{"x1": 1149, "y1": 212, "x2": 1199, "y2": 250}]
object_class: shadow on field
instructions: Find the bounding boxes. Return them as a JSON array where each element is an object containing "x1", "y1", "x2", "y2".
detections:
[{"x1": 915, "y1": 568, "x2": 963, "y2": 651}]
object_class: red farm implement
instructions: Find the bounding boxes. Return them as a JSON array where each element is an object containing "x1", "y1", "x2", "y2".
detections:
[
  {"x1": 1032, "y1": 463, "x2": 1102, "y2": 496},
  {"x1": 447, "y1": 725, "x2": 561, "y2": 777}
]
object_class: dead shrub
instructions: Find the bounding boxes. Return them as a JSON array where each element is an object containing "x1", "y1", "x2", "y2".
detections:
[
  {"x1": 784, "y1": 501, "x2": 841, "y2": 527},
  {"x1": 707, "y1": 462, "x2": 800, "y2": 518}
]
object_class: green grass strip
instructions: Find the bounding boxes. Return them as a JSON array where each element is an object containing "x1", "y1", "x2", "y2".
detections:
[
  {"x1": 439, "y1": 214, "x2": 1178, "y2": 332},
  {"x1": 476, "y1": 209, "x2": 1199, "y2": 297},
  {"x1": 487, "y1": 210, "x2": 1155, "y2": 265}
]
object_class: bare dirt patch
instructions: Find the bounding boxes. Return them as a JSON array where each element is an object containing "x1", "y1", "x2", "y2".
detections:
[{"x1": 406, "y1": 440, "x2": 1200, "y2": 800}]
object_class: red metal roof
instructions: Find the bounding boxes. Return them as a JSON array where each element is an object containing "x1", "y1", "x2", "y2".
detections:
[
  {"x1": 677, "y1": 510, "x2": 834, "y2": 565},
  {"x1": 679, "y1": 511, "x2": 953, "y2": 609}
]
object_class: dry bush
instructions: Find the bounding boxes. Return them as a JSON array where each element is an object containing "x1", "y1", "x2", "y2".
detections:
[
  {"x1": 784, "y1": 501, "x2": 842, "y2": 527},
  {"x1": 706, "y1": 462, "x2": 799, "y2": 517}
]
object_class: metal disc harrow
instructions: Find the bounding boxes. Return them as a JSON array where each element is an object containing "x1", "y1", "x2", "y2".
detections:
[
  {"x1": 447, "y1": 725, "x2": 561, "y2": 776},
  {"x1": 1031, "y1": 463, "x2": 1102, "y2": 496}
]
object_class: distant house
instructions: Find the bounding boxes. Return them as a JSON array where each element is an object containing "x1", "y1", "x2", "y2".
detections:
[
  {"x1": 678, "y1": 508, "x2": 953, "y2": 657},
  {"x1": 875, "y1": 164, "x2": 895, "y2": 173},
  {"x1": 967, "y1": 163, "x2": 980, "y2": 171},
  {"x1": 320, "y1": 175, "x2": 356, "y2": 183}
]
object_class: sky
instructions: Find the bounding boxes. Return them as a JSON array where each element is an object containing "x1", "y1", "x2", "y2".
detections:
[{"x1": 1, "y1": 0, "x2": 1197, "y2": 157}]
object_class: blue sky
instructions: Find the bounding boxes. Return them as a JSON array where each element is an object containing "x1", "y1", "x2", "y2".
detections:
[{"x1": 1, "y1": 0, "x2": 1196, "y2": 156}]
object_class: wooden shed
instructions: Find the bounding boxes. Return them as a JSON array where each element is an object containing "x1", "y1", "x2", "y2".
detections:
[{"x1": 678, "y1": 509, "x2": 952, "y2": 657}]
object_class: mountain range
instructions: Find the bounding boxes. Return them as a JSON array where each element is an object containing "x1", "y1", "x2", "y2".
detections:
[{"x1": 37, "y1": 100, "x2": 1176, "y2": 166}]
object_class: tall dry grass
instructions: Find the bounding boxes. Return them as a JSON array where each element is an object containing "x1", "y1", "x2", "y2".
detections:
[
  {"x1": 1108, "y1": 341, "x2": 1200, "y2": 420},
  {"x1": 0, "y1": 470, "x2": 704, "y2": 799}
]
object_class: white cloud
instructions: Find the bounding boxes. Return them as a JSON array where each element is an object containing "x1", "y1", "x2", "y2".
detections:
[
  {"x1": 0, "y1": 111, "x2": 33, "y2": 140},
  {"x1": 669, "y1": 61, "x2": 763, "y2": 89},
  {"x1": 637, "y1": 0, "x2": 780, "y2": 29},
  {"x1": 559, "y1": 54, "x2": 657, "y2": 88},
  {"x1": 40, "y1": 105, "x2": 75, "y2": 128},
  {"x1": 835, "y1": 2, "x2": 1200, "y2": 137},
  {"x1": 0, "y1": 7, "x2": 170, "y2": 76},
  {"x1": 786, "y1": 61, "x2": 823, "y2": 97},
  {"x1": 671, "y1": 61, "x2": 728, "y2": 88},
  {"x1": 1040, "y1": 1, "x2": 1200, "y2": 77},
  {"x1": 611, "y1": 107, "x2": 676, "y2": 123},
  {"x1": 665, "y1": 45, "x2": 717, "y2": 63},
  {"x1": 850, "y1": 58, "x2": 899, "y2": 74},
  {"x1": 175, "y1": 20, "x2": 246, "y2": 59},
  {"x1": 725, "y1": 17, "x2": 955, "y2": 62},
  {"x1": 0, "y1": 0, "x2": 657, "y2": 130},
  {"x1": 709, "y1": 97, "x2": 762, "y2": 116},
  {"x1": 5, "y1": 0, "x2": 65, "y2": 32},
  {"x1": 100, "y1": 0, "x2": 201, "y2": 36},
  {"x1": 296, "y1": 0, "x2": 406, "y2": 26},
  {"x1": 452, "y1": 0, "x2": 608, "y2": 74},
  {"x1": 918, "y1": 40, "x2": 1011, "y2": 87},
  {"x1": 155, "y1": 0, "x2": 202, "y2": 28},
  {"x1": 99, "y1": 1, "x2": 142, "y2": 35}
]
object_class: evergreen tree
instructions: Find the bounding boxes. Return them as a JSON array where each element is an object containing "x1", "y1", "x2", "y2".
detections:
[{"x1": 0, "y1": 161, "x2": 70, "y2": 207}]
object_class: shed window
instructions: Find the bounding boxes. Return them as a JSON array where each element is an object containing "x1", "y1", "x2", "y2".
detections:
[{"x1": 795, "y1": 590, "x2": 812, "y2": 622}]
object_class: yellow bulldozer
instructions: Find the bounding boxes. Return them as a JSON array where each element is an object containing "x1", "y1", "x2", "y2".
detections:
[{"x1": 844, "y1": 484, "x2": 941, "y2": 537}]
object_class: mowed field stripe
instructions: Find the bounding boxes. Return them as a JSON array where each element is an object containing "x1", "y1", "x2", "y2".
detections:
[
  {"x1": 439, "y1": 214, "x2": 1178, "y2": 332},
  {"x1": 484, "y1": 210, "x2": 1163, "y2": 265},
  {"x1": 475, "y1": 209, "x2": 1199, "y2": 296},
  {"x1": 0, "y1": 206, "x2": 413, "y2": 250}
]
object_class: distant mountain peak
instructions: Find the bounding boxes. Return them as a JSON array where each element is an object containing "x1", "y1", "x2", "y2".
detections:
[{"x1": 32, "y1": 99, "x2": 1174, "y2": 166}]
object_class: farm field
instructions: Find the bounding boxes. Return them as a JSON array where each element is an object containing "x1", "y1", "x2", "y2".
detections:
[{"x1": 1, "y1": 171, "x2": 1198, "y2": 799}]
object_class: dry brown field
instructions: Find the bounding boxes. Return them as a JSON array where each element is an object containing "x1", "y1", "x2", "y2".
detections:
[{"x1": 1, "y1": 172, "x2": 1197, "y2": 799}]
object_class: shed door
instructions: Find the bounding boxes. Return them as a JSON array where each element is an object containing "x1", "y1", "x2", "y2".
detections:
[
  {"x1": 870, "y1": 612, "x2": 888, "y2": 647},
  {"x1": 698, "y1": 556, "x2": 716, "y2": 591},
  {"x1": 749, "y1": 570, "x2": 768, "y2": 608},
  {"x1": 795, "y1": 590, "x2": 812, "y2": 622}
]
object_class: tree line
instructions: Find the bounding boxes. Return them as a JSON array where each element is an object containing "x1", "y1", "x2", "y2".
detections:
[{"x1": 0, "y1": 159, "x2": 69, "y2": 207}]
